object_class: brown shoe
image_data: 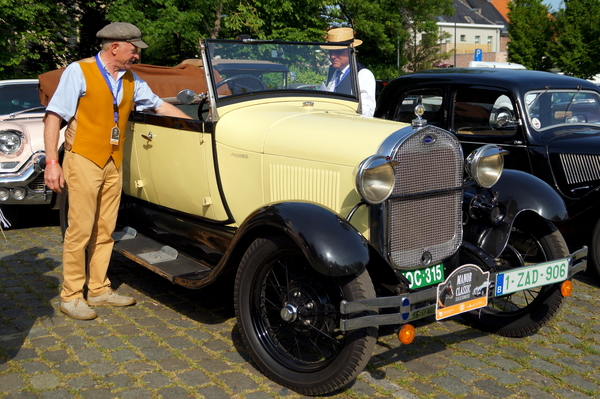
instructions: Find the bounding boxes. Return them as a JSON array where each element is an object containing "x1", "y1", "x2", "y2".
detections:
[
  {"x1": 60, "y1": 298, "x2": 97, "y2": 320},
  {"x1": 88, "y1": 289, "x2": 136, "y2": 307}
]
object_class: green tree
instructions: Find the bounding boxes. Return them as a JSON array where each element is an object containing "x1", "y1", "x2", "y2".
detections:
[
  {"x1": 0, "y1": 0, "x2": 78, "y2": 78},
  {"x1": 551, "y1": 0, "x2": 600, "y2": 78},
  {"x1": 398, "y1": 0, "x2": 454, "y2": 73},
  {"x1": 401, "y1": 14, "x2": 453, "y2": 72},
  {"x1": 106, "y1": 0, "x2": 329, "y2": 65},
  {"x1": 74, "y1": 1, "x2": 113, "y2": 60},
  {"x1": 228, "y1": 0, "x2": 329, "y2": 41},
  {"x1": 506, "y1": 0, "x2": 554, "y2": 71},
  {"x1": 106, "y1": 0, "x2": 213, "y2": 65},
  {"x1": 332, "y1": 0, "x2": 454, "y2": 78}
]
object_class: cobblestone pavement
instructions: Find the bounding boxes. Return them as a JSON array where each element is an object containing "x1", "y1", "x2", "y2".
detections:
[{"x1": 1, "y1": 211, "x2": 599, "y2": 399}]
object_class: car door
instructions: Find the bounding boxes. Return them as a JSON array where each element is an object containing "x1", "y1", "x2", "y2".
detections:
[
  {"x1": 123, "y1": 119, "x2": 158, "y2": 204},
  {"x1": 123, "y1": 112, "x2": 229, "y2": 222},
  {"x1": 450, "y1": 86, "x2": 531, "y2": 172}
]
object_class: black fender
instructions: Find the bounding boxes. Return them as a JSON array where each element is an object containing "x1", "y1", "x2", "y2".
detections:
[
  {"x1": 463, "y1": 169, "x2": 568, "y2": 258},
  {"x1": 234, "y1": 202, "x2": 370, "y2": 277}
]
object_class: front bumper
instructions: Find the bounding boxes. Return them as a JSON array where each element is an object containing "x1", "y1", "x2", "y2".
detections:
[
  {"x1": 0, "y1": 152, "x2": 51, "y2": 205},
  {"x1": 339, "y1": 247, "x2": 588, "y2": 331}
]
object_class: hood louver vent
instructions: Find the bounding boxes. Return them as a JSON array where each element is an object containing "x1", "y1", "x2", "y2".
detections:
[{"x1": 560, "y1": 153, "x2": 600, "y2": 185}]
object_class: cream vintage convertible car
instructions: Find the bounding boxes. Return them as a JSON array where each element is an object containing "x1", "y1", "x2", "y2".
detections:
[{"x1": 41, "y1": 38, "x2": 587, "y2": 395}]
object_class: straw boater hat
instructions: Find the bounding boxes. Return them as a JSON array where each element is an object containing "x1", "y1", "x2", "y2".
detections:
[{"x1": 322, "y1": 27, "x2": 363, "y2": 49}]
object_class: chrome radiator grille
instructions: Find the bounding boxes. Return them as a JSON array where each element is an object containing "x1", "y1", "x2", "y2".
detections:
[
  {"x1": 28, "y1": 174, "x2": 47, "y2": 193},
  {"x1": 388, "y1": 127, "x2": 463, "y2": 269},
  {"x1": 560, "y1": 153, "x2": 600, "y2": 185}
]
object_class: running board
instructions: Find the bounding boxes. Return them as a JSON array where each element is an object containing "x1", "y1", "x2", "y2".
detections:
[{"x1": 112, "y1": 226, "x2": 212, "y2": 288}]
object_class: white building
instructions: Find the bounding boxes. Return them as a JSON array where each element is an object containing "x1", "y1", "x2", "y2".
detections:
[{"x1": 437, "y1": 0, "x2": 510, "y2": 67}]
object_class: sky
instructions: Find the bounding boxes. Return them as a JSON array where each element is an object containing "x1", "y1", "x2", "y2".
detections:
[{"x1": 543, "y1": 0, "x2": 564, "y2": 11}]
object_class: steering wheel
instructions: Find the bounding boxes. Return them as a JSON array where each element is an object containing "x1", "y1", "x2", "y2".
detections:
[
  {"x1": 215, "y1": 74, "x2": 268, "y2": 94},
  {"x1": 198, "y1": 98, "x2": 210, "y2": 121}
]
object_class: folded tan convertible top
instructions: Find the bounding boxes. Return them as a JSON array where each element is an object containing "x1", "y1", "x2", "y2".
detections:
[{"x1": 38, "y1": 60, "x2": 210, "y2": 106}]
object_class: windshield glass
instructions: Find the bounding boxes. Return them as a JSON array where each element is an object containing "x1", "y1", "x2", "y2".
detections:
[
  {"x1": 205, "y1": 40, "x2": 357, "y2": 101},
  {"x1": 525, "y1": 89, "x2": 600, "y2": 131},
  {"x1": 0, "y1": 83, "x2": 43, "y2": 116}
]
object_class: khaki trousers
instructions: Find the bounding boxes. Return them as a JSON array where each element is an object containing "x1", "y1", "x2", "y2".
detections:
[{"x1": 61, "y1": 151, "x2": 122, "y2": 301}]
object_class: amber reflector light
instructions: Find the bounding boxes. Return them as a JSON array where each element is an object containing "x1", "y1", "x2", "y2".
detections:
[
  {"x1": 398, "y1": 324, "x2": 416, "y2": 345},
  {"x1": 561, "y1": 280, "x2": 573, "y2": 297}
]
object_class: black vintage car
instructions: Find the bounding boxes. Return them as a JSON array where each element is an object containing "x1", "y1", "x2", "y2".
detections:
[{"x1": 376, "y1": 68, "x2": 600, "y2": 277}]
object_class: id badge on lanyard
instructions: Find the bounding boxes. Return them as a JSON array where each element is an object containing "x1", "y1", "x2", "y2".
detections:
[
  {"x1": 95, "y1": 54, "x2": 122, "y2": 146},
  {"x1": 110, "y1": 126, "x2": 120, "y2": 145}
]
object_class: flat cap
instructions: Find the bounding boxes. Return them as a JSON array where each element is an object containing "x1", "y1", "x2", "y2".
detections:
[{"x1": 97, "y1": 22, "x2": 148, "y2": 48}]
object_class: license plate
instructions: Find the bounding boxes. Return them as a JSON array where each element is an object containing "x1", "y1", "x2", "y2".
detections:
[
  {"x1": 402, "y1": 263, "x2": 444, "y2": 289},
  {"x1": 495, "y1": 259, "x2": 569, "y2": 296}
]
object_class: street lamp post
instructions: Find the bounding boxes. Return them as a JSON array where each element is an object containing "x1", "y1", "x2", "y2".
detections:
[{"x1": 454, "y1": 14, "x2": 457, "y2": 67}]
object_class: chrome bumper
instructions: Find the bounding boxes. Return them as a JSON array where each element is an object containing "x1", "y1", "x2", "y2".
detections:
[
  {"x1": 339, "y1": 247, "x2": 588, "y2": 331},
  {"x1": 0, "y1": 152, "x2": 51, "y2": 205}
]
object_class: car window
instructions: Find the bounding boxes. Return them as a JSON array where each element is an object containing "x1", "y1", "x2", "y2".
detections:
[
  {"x1": 393, "y1": 89, "x2": 443, "y2": 126},
  {"x1": 452, "y1": 89, "x2": 518, "y2": 137},
  {"x1": 526, "y1": 89, "x2": 600, "y2": 131},
  {"x1": 0, "y1": 83, "x2": 43, "y2": 115}
]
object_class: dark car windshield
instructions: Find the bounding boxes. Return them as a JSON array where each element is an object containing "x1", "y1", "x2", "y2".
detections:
[
  {"x1": 205, "y1": 40, "x2": 358, "y2": 101},
  {"x1": 0, "y1": 82, "x2": 43, "y2": 116},
  {"x1": 525, "y1": 89, "x2": 600, "y2": 131}
]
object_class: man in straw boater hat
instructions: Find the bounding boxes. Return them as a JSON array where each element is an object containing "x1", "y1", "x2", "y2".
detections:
[
  {"x1": 43, "y1": 22, "x2": 190, "y2": 320},
  {"x1": 322, "y1": 27, "x2": 376, "y2": 117}
]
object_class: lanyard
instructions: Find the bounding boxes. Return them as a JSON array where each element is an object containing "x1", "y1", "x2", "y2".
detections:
[{"x1": 94, "y1": 54, "x2": 122, "y2": 124}]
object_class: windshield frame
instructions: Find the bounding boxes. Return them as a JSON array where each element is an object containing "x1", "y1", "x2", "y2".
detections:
[{"x1": 201, "y1": 38, "x2": 361, "y2": 119}]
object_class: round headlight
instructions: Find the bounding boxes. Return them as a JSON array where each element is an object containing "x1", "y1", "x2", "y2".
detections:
[
  {"x1": 11, "y1": 187, "x2": 27, "y2": 200},
  {"x1": 0, "y1": 188, "x2": 9, "y2": 201},
  {"x1": 356, "y1": 155, "x2": 397, "y2": 204},
  {"x1": 0, "y1": 130, "x2": 23, "y2": 154},
  {"x1": 465, "y1": 144, "x2": 509, "y2": 188}
]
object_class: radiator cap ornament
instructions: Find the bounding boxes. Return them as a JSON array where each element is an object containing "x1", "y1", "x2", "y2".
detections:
[{"x1": 412, "y1": 104, "x2": 427, "y2": 128}]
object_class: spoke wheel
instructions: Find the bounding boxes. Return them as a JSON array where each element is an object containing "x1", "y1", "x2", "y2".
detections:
[
  {"x1": 463, "y1": 218, "x2": 568, "y2": 337},
  {"x1": 234, "y1": 236, "x2": 377, "y2": 395}
]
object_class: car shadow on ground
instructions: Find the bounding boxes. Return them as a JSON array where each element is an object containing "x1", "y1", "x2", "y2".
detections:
[
  {"x1": 0, "y1": 247, "x2": 61, "y2": 364},
  {"x1": 574, "y1": 268, "x2": 599, "y2": 288},
  {"x1": 0, "y1": 205, "x2": 59, "y2": 231},
  {"x1": 107, "y1": 252, "x2": 235, "y2": 326}
]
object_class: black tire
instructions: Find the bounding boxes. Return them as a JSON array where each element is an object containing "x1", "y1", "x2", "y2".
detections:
[
  {"x1": 463, "y1": 218, "x2": 569, "y2": 337},
  {"x1": 588, "y1": 219, "x2": 600, "y2": 278},
  {"x1": 234, "y1": 236, "x2": 377, "y2": 396}
]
